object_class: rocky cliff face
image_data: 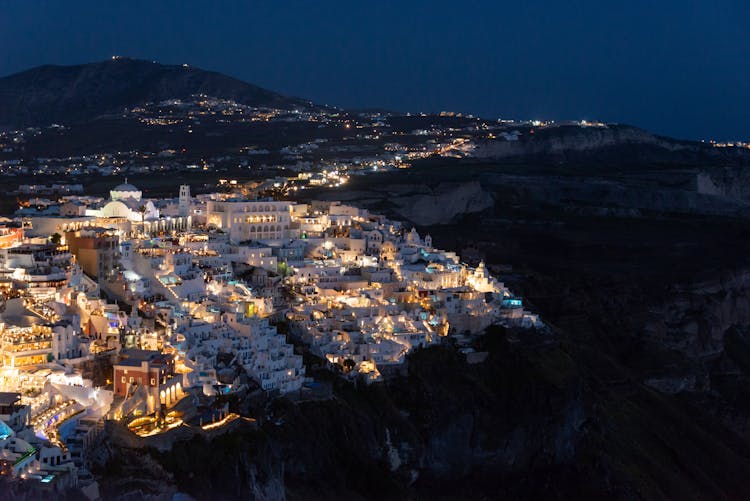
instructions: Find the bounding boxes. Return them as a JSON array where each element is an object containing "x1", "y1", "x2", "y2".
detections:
[
  {"x1": 328, "y1": 155, "x2": 750, "y2": 225},
  {"x1": 645, "y1": 269, "x2": 750, "y2": 359},
  {"x1": 471, "y1": 125, "x2": 750, "y2": 166},
  {"x1": 317, "y1": 180, "x2": 494, "y2": 226},
  {"x1": 482, "y1": 172, "x2": 750, "y2": 218},
  {"x1": 392, "y1": 181, "x2": 495, "y2": 226},
  {"x1": 100, "y1": 334, "x2": 596, "y2": 500},
  {"x1": 639, "y1": 267, "x2": 750, "y2": 441},
  {"x1": 697, "y1": 166, "x2": 750, "y2": 205},
  {"x1": 474, "y1": 125, "x2": 663, "y2": 157}
]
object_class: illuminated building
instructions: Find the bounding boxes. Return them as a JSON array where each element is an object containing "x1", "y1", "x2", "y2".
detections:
[
  {"x1": 65, "y1": 228, "x2": 119, "y2": 280},
  {"x1": 0, "y1": 226, "x2": 23, "y2": 249},
  {"x1": 206, "y1": 199, "x2": 292, "y2": 242}
]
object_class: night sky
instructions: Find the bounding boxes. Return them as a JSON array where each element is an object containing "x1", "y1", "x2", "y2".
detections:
[{"x1": 1, "y1": 0, "x2": 748, "y2": 141}]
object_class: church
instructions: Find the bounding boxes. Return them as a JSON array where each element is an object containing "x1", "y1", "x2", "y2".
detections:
[
  {"x1": 86, "y1": 181, "x2": 159, "y2": 222},
  {"x1": 83, "y1": 181, "x2": 191, "y2": 235}
]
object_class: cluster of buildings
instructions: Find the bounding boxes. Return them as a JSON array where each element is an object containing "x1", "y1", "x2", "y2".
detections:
[
  {"x1": 0, "y1": 232, "x2": 111, "y2": 495},
  {"x1": 0, "y1": 98, "x2": 510, "y2": 187},
  {"x1": 0, "y1": 179, "x2": 540, "y2": 496},
  {"x1": 279, "y1": 205, "x2": 540, "y2": 381}
]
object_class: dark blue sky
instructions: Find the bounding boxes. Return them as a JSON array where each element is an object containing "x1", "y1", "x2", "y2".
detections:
[{"x1": 1, "y1": 0, "x2": 748, "y2": 140}]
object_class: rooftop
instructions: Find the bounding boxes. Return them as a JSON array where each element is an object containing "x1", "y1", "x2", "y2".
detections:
[{"x1": 112, "y1": 183, "x2": 140, "y2": 192}]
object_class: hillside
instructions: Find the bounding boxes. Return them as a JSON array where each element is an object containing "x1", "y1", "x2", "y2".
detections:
[
  {"x1": 1, "y1": 59, "x2": 749, "y2": 172},
  {"x1": 0, "y1": 58, "x2": 317, "y2": 127}
]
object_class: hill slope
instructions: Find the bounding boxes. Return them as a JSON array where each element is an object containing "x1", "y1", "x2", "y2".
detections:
[{"x1": 0, "y1": 58, "x2": 316, "y2": 127}]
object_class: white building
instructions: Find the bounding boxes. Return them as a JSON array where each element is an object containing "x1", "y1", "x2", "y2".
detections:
[
  {"x1": 206, "y1": 199, "x2": 293, "y2": 242},
  {"x1": 84, "y1": 182, "x2": 190, "y2": 235}
]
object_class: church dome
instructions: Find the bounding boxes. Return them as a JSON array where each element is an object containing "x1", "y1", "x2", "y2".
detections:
[
  {"x1": 113, "y1": 183, "x2": 139, "y2": 192},
  {"x1": 110, "y1": 180, "x2": 142, "y2": 202}
]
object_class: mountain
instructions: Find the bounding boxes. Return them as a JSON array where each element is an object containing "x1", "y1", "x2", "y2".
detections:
[
  {"x1": 2, "y1": 58, "x2": 749, "y2": 171},
  {"x1": 0, "y1": 58, "x2": 317, "y2": 127}
]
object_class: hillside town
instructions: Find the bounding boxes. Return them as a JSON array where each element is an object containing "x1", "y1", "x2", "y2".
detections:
[
  {"x1": 0, "y1": 179, "x2": 541, "y2": 498},
  {"x1": 4, "y1": 3, "x2": 750, "y2": 496},
  {"x1": 0, "y1": 90, "x2": 629, "y2": 193}
]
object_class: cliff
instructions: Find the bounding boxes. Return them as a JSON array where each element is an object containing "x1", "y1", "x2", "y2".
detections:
[
  {"x1": 697, "y1": 166, "x2": 750, "y2": 205},
  {"x1": 471, "y1": 124, "x2": 750, "y2": 166},
  {"x1": 97, "y1": 322, "x2": 750, "y2": 500},
  {"x1": 314, "y1": 180, "x2": 494, "y2": 226}
]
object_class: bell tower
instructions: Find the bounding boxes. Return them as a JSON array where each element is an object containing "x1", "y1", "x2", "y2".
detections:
[{"x1": 179, "y1": 185, "x2": 190, "y2": 217}]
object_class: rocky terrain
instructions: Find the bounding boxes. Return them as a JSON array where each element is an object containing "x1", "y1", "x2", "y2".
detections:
[{"x1": 316, "y1": 180, "x2": 494, "y2": 226}]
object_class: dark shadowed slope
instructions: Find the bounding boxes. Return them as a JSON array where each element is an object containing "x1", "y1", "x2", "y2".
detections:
[{"x1": 0, "y1": 58, "x2": 318, "y2": 127}]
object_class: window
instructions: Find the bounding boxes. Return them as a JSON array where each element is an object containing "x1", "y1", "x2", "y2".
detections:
[
  {"x1": 129, "y1": 377, "x2": 134, "y2": 383},
  {"x1": 121, "y1": 376, "x2": 125, "y2": 383},
  {"x1": 150, "y1": 378, "x2": 156, "y2": 386}
]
